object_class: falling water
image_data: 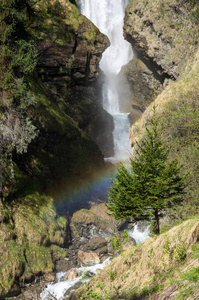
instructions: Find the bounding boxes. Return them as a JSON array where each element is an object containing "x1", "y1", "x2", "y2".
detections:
[{"x1": 79, "y1": 0, "x2": 134, "y2": 163}]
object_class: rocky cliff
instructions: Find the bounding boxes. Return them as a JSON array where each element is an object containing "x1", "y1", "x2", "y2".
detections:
[
  {"x1": 123, "y1": 0, "x2": 199, "y2": 110},
  {"x1": 11, "y1": 0, "x2": 111, "y2": 199}
]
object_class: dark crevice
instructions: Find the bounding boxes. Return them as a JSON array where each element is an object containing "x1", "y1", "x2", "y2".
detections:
[
  {"x1": 136, "y1": 49, "x2": 175, "y2": 83},
  {"x1": 125, "y1": 36, "x2": 176, "y2": 84}
]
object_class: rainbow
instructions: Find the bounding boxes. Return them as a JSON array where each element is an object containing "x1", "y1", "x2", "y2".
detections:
[{"x1": 53, "y1": 165, "x2": 118, "y2": 215}]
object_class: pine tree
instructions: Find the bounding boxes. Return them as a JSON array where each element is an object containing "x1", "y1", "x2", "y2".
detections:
[{"x1": 106, "y1": 106, "x2": 187, "y2": 234}]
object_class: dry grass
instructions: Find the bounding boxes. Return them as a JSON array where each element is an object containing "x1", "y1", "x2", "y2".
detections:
[{"x1": 71, "y1": 217, "x2": 199, "y2": 299}]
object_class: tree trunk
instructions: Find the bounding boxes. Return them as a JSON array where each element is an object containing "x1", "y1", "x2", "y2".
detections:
[{"x1": 154, "y1": 209, "x2": 160, "y2": 234}]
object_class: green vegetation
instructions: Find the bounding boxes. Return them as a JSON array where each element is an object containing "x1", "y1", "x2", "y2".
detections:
[
  {"x1": 107, "y1": 106, "x2": 187, "y2": 234},
  {"x1": 0, "y1": 192, "x2": 67, "y2": 297},
  {"x1": 0, "y1": 0, "x2": 39, "y2": 197},
  {"x1": 80, "y1": 283, "x2": 111, "y2": 300},
  {"x1": 110, "y1": 230, "x2": 131, "y2": 251}
]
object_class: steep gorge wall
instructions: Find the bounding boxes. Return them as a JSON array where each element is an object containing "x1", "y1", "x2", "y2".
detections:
[
  {"x1": 14, "y1": 0, "x2": 111, "y2": 198},
  {"x1": 123, "y1": 0, "x2": 199, "y2": 111}
]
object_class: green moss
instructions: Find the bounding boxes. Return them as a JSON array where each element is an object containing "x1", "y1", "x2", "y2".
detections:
[
  {"x1": 0, "y1": 240, "x2": 24, "y2": 295},
  {"x1": 50, "y1": 244, "x2": 67, "y2": 261},
  {"x1": 13, "y1": 192, "x2": 67, "y2": 246},
  {"x1": 22, "y1": 242, "x2": 53, "y2": 280},
  {"x1": 83, "y1": 31, "x2": 97, "y2": 43}
]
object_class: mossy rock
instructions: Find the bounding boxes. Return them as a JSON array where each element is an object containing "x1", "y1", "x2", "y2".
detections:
[
  {"x1": 13, "y1": 193, "x2": 67, "y2": 246},
  {"x1": 0, "y1": 240, "x2": 25, "y2": 296},
  {"x1": 50, "y1": 244, "x2": 67, "y2": 261},
  {"x1": 0, "y1": 192, "x2": 68, "y2": 298},
  {"x1": 71, "y1": 209, "x2": 116, "y2": 239},
  {"x1": 21, "y1": 242, "x2": 54, "y2": 281}
]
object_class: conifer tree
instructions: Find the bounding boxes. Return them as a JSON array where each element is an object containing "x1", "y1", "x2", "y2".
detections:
[{"x1": 106, "y1": 106, "x2": 187, "y2": 234}]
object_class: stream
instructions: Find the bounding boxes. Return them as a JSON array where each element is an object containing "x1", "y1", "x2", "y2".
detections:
[{"x1": 42, "y1": 227, "x2": 150, "y2": 300}]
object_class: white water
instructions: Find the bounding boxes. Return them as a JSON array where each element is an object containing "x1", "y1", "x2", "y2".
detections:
[
  {"x1": 127, "y1": 223, "x2": 151, "y2": 244},
  {"x1": 41, "y1": 258, "x2": 110, "y2": 300},
  {"x1": 79, "y1": 0, "x2": 134, "y2": 163}
]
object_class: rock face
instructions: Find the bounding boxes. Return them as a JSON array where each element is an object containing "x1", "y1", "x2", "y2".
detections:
[
  {"x1": 123, "y1": 0, "x2": 199, "y2": 108},
  {"x1": 16, "y1": 0, "x2": 111, "y2": 196},
  {"x1": 37, "y1": 6, "x2": 109, "y2": 86},
  {"x1": 78, "y1": 250, "x2": 100, "y2": 266},
  {"x1": 124, "y1": 0, "x2": 199, "y2": 79},
  {"x1": 119, "y1": 58, "x2": 163, "y2": 114}
]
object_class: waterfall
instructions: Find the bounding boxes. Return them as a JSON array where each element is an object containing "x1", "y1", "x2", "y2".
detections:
[{"x1": 79, "y1": 0, "x2": 134, "y2": 163}]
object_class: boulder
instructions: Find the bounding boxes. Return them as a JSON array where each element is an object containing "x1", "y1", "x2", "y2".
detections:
[
  {"x1": 95, "y1": 246, "x2": 108, "y2": 256},
  {"x1": 89, "y1": 203, "x2": 127, "y2": 230},
  {"x1": 65, "y1": 268, "x2": 78, "y2": 280},
  {"x1": 43, "y1": 273, "x2": 55, "y2": 282},
  {"x1": 82, "y1": 237, "x2": 107, "y2": 251},
  {"x1": 78, "y1": 250, "x2": 100, "y2": 266},
  {"x1": 55, "y1": 258, "x2": 75, "y2": 273},
  {"x1": 70, "y1": 209, "x2": 116, "y2": 241}
]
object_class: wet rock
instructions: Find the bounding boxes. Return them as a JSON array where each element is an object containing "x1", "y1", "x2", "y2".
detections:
[
  {"x1": 78, "y1": 250, "x2": 100, "y2": 266},
  {"x1": 100, "y1": 255, "x2": 110, "y2": 264},
  {"x1": 55, "y1": 257, "x2": 76, "y2": 273},
  {"x1": 65, "y1": 268, "x2": 78, "y2": 280},
  {"x1": 43, "y1": 273, "x2": 55, "y2": 283}
]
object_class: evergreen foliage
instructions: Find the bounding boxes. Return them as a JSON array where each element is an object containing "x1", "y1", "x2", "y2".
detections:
[{"x1": 106, "y1": 106, "x2": 187, "y2": 234}]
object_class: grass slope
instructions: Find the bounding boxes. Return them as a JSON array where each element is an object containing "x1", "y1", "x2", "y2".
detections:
[{"x1": 72, "y1": 217, "x2": 199, "y2": 300}]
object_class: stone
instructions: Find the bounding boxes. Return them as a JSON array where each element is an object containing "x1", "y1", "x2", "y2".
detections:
[
  {"x1": 95, "y1": 246, "x2": 108, "y2": 256},
  {"x1": 55, "y1": 257, "x2": 76, "y2": 273},
  {"x1": 82, "y1": 237, "x2": 107, "y2": 251},
  {"x1": 78, "y1": 250, "x2": 100, "y2": 266},
  {"x1": 90, "y1": 203, "x2": 127, "y2": 230},
  {"x1": 43, "y1": 273, "x2": 55, "y2": 282},
  {"x1": 70, "y1": 209, "x2": 116, "y2": 241},
  {"x1": 119, "y1": 58, "x2": 163, "y2": 114},
  {"x1": 100, "y1": 255, "x2": 110, "y2": 263},
  {"x1": 65, "y1": 268, "x2": 78, "y2": 280}
]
